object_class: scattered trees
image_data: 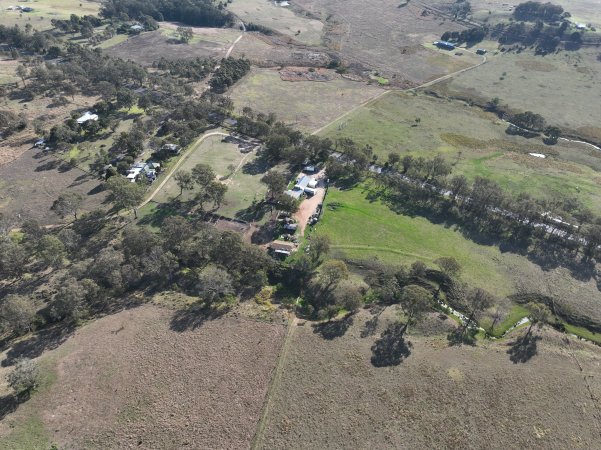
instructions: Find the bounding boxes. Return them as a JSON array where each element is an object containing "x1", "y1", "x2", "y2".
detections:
[
  {"x1": 51, "y1": 192, "x2": 84, "y2": 220},
  {"x1": 0, "y1": 295, "x2": 36, "y2": 335},
  {"x1": 525, "y1": 301, "x2": 551, "y2": 336},
  {"x1": 106, "y1": 176, "x2": 146, "y2": 218},
  {"x1": 174, "y1": 170, "x2": 195, "y2": 196},
  {"x1": 399, "y1": 285, "x2": 432, "y2": 333},
  {"x1": 7, "y1": 358, "x2": 40, "y2": 396},
  {"x1": 176, "y1": 26, "x2": 193, "y2": 43}
]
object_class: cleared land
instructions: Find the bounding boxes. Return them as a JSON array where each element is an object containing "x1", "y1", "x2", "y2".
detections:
[
  {"x1": 0, "y1": 0, "x2": 99, "y2": 30},
  {"x1": 313, "y1": 185, "x2": 601, "y2": 324},
  {"x1": 0, "y1": 147, "x2": 106, "y2": 224},
  {"x1": 295, "y1": 0, "x2": 474, "y2": 84},
  {"x1": 104, "y1": 27, "x2": 239, "y2": 65},
  {"x1": 257, "y1": 307, "x2": 601, "y2": 449},
  {"x1": 447, "y1": 0, "x2": 601, "y2": 29},
  {"x1": 431, "y1": 49, "x2": 601, "y2": 141},
  {"x1": 229, "y1": 68, "x2": 382, "y2": 131},
  {"x1": 230, "y1": 33, "x2": 331, "y2": 67},
  {"x1": 0, "y1": 304, "x2": 287, "y2": 449},
  {"x1": 319, "y1": 91, "x2": 601, "y2": 210},
  {"x1": 229, "y1": 0, "x2": 324, "y2": 46},
  {"x1": 152, "y1": 134, "x2": 268, "y2": 220}
]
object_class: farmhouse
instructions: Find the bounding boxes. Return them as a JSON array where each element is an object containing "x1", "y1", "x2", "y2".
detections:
[
  {"x1": 286, "y1": 174, "x2": 318, "y2": 198},
  {"x1": 76, "y1": 111, "x2": 99, "y2": 124},
  {"x1": 126, "y1": 161, "x2": 161, "y2": 182},
  {"x1": 476, "y1": 48, "x2": 487, "y2": 55}
]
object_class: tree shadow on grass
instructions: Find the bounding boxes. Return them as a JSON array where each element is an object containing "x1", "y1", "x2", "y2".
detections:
[
  {"x1": 169, "y1": 302, "x2": 229, "y2": 332},
  {"x1": 447, "y1": 328, "x2": 478, "y2": 347},
  {"x1": 0, "y1": 392, "x2": 32, "y2": 420},
  {"x1": 312, "y1": 314, "x2": 353, "y2": 340},
  {"x1": 371, "y1": 322, "x2": 412, "y2": 367},
  {"x1": 507, "y1": 333, "x2": 541, "y2": 364},
  {"x1": 360, "y1": 305, "x2": 384, "y2": 338},
  {"x1": 2, "y1": 323, "x2": 76, "y2": 367},
  {"x1": 241, "y1": 157, "x2": 270, "y2": 176}
]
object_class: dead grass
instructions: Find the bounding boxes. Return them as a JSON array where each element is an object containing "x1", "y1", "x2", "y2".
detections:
[
  {"x1": 0, "y1": 304, "x2": 287, "y2": 449},
  {"x1": 104, "y1": 29, "x2": 236, "y2": 66},
  {"x1": 295, "y1": 0, "x2": 476, "y2": 84},
  {"x1": 257, "y1": 307, "x2": 601, "y2": 449},
  {"x1": 431, "y1": 48, "x2": 601, "y2": 140},
  {"x1": 0, "y1": 147, "x2": 107, "y2": 225},
  {"x1": 229, "y1": 67, "x2": 382, "y2": 131}
]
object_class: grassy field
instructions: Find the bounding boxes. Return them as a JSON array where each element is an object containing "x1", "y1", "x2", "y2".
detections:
[
  {"x1": 229, "y1": 68, "x2": 382, "y2": 131},
  {"x1": 257, "y1": 307, "x2": 601, "y2": 449},
  {"x1": 314, "y1": 184, "x2": 601, "y2": 324},
  {"x1": 0, "y1": 0, "x2": 99, "y2": 30},
  {"x1": 0, "y1": 304, "x2": 286, "y2": 449},
  {"x1": 228, "y1": 0, "x2": 324, "y2": 46},
  {"x1": 104, "y1": 29, "x2": 236, "y2": 66},
  {"x1": 431, "y1": 48, "x2": 601, "y2": 141},
  {"x1": 295, "y1": 0, "x2": 474, "y2": 84},
  {"x1": 153, "y1": 134, "x2": 268, "y2": 220},
  {"x1": 319, "y1": 91, "x2": 601, "y2": 209}
]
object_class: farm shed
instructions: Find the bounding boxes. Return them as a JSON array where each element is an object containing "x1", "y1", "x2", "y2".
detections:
[
  {"x1": 269, "y1": 241, "x2": 296, "y2": 257},
  {"x1": 434, "y1": 41, "x2": 456, "y2": 50},
  {"x1": 77, "y1": 111, "x2": 99, "y2": 124}
]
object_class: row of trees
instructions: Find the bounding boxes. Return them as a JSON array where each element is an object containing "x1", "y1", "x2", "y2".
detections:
[
  {"x1": 372, "y1": 157, "x2": 601, "y2": 261},
  {"x1": 100, "y1": 0, "x2": 234, "y2": 28},
  {"x1": 209, "y1": 57, "x2": 251, "y2": 93},
  {"x1": 513, "y1": 1, "x2": 566, "y2": 23}
]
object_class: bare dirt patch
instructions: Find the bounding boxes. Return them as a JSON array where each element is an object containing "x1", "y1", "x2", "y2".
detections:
[
  {"x1": 279, "y1": 66, "x2": 335, "y2": 82},
  {"x1": 0, "y1": 148, "x2": 106, "y2": 224},
  {"x1": 0, "y1": 304, "x2": 287, "y2": 449},
  {"x1": 514, "y1": 59, "x2": 558, "y2": 72},
  {"x1": 257, "y1": 308, "x2": 601, "y2": 449},
  {"x1": 230, "y1": 33, "x2": 331, "y2": 67}
]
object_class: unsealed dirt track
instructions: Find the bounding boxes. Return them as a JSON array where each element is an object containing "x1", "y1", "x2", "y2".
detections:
[{"x1": 0, "y1": 305, "x2": 287, "y2": 449}]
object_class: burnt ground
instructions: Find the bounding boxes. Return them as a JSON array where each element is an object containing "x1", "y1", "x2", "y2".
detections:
[
  {"x1": 257, "y1": 307, "x2": 601, "y2": 449},
  {"x1": 0, "y1": 148, "x2": 107, "y2": 225},
  {"x1": 0, "y1": 304, "x2": 287, "y2": 449}
]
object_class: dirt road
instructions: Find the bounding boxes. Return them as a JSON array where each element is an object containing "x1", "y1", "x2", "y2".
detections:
[{"x1": 139, "y1": 131, "x2": 228, "y2": 208}]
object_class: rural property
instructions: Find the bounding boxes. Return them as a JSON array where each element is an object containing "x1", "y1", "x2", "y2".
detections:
[{"x1": 0, "y1": 0, "x2": 601, "y2": 448}]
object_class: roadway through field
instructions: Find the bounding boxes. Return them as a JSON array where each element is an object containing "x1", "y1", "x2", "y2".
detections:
[
  {"x1": 139, "y1": 131, "x2": 228, "y2": 209},
  {"x1": 311, "y1": 49, "x2": 487, "y2": 135},
  {"x1": 251, "y1": 316, "x2": 298, "y2": 450}
]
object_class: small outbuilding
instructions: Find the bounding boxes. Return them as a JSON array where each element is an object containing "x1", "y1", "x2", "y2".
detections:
[
  {"x1": 434, "y1": 40, "x2": 456, "y2": 50},
  {"x1": 77, "y1": 111, "x2": 99, "y2": 124}
]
